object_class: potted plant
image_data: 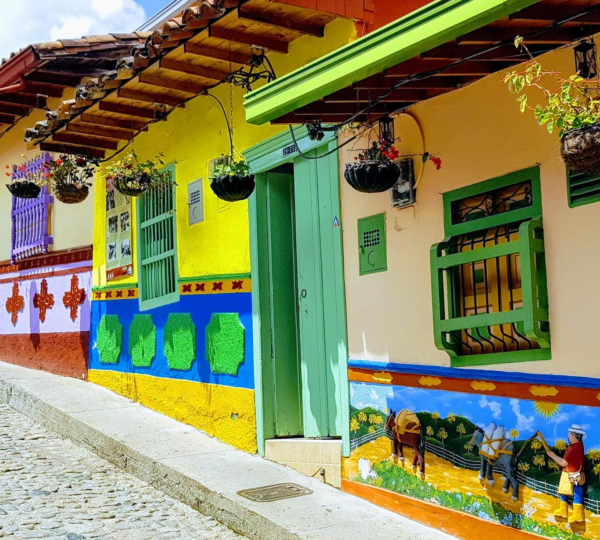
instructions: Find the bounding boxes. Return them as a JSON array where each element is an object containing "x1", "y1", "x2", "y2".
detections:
[
  {"x1": 5, "y1": 158, "x2": 45, "y2": 199},
  {"x1": 344, "y1": 137, "x2": 402, "y2": 193},
  {"x1": 48, "y1": 154, "x2": 99, "y2": 204},
  {"x1": 504, "y1": 37, "x2": 600, "y2": 174},
  {"x1": 209, "y1": 156, "x2": 255, "y2": 202},
  {"x1": 106, "y1": 151, "x2": 172, "y2": 197}
]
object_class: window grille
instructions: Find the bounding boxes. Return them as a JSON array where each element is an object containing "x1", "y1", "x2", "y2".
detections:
[
  {"x1": 431, "y1": 167, "x2": 550, "y2": 367},
  {"x1": 10, "y1": 153, "x2": 53, "y2": 264},
  {"x1": 567, "y1": 168, "x2": 600, "y2": 208},
  {"x1": 137, "y1": 165, "x2": 179, "y2": 310}
]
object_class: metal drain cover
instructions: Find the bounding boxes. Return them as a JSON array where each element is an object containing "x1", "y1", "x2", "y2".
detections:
[{"x1": 237, "y1": 483, "x2": 313, "y2": 502}]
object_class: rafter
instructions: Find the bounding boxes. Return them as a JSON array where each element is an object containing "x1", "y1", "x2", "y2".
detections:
[
  {"x1": 208, "y1": 27, "x2": 288, "y2": 54},
  {"x1": 353, "y1": 75, "x2": 479, "y2": 90},
  {"x1": 237, "y1": 8, "x2": 324, "y2": 37},
  {"x1": 183, "y1": 42, "x2": 251, "y2": 65},
  {"x1": 323, "y1": 88, "x2": 430, "y2": 103},
  {"x1": 420, "y1": 43, "x2": 550, "y2": 61},
  {"x1": 139, "y1": 72, "x2": 206, "y2": 95},
  {"x1": 21, "y1": 81, "x2": 65, "y2": 98},
  {"x1": 386, "y1": 59, "x2": 517, "y2": 77},
  {"x1": 40, "y1": 141, "x2": 105, "y2": 158},
  {"x1": 98, "y1": 101, "x2": 156, "y2": 119},
  {"x1": 510, "y1": 4, "x2": 600, "y2": 24},
  {"x1": 0, "y1": 93, "x2": 48, "y2": 108},
  {"x1": 117, "y1": 87, "x2": 185, "y2": 107},
  {"x1": 293, "y1": 102, "x2": 401, "y2": 116},
  {"x1": 26, "y1": 71, "x2": 83, "y2": 87},
  {"x1": 457, "y1": 26, "x2": 580, "y2": 45},
  {"x1": 0, "y1": 103, "x2": 31, "y2": 116},
  {"x1": 79, "y1": 114, "x2": 149, "y2": 132},
  {"x1": 159, "y1": 58, "x2": 230, "y2": 81},
  {"x1": 67, "y1": 122, "x2": 134, "y2": 141},
  {"x1": 52, "y1": 132, "x2": 120, "y2": 150},
  {"x1": 0, "y1": 113, "x2": 17, "y2": 124}
]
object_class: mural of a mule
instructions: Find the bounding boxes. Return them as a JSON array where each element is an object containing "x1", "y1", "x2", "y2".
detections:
[
  {"x1": 386, "y1": 409, "x2": 426, "y2": 476},
  {"x1": 470, "y1": 425, "x2": 519, "y2": 501}
]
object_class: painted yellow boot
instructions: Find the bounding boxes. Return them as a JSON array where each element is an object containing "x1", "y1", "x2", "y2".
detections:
[
  {"x1": 569, "y1": 503, "x2": 585, "y2": 525},
  {"x1": 554, "y1": 500, "x2": 568, "y2": 520}
]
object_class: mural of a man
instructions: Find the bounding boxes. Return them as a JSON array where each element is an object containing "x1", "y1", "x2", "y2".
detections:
[{"x1": 546, "y1": 424, "x2": 586, "y2": 525}]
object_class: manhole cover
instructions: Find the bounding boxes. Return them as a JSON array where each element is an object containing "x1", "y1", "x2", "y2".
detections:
[{"x1": 237, "y1": 483, "x2": 313, "y2": 502}]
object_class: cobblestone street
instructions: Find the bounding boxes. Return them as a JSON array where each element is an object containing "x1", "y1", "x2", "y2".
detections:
[{"x1": 0, "y1": 404, "x2": 246, "y2": 540}]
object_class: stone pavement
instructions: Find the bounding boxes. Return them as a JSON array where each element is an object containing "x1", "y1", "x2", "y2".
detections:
[
  {"x1": 0, "y1": 404, "x2": 246, "y2": 540},
  {"x1": 0, "y1": 362, "x2": 456, "y2": 540}
]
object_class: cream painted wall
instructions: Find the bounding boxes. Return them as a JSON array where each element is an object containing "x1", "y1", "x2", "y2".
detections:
[
  {"x1": 339, "y1": 45, "x2": 600, "y2": 378},
  {"x1": 0, "y1": 89, "x2": 94, "y2": 262}
]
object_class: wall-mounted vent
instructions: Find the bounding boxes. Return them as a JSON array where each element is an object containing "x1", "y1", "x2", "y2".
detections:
[
  {"x1": 388, "y1": 158, "x2": 416, "y2": 209},
  {"x1": 358, "y1": 213, "x2": 387, "y2": 276},
  {"x1": 567, "y1": 169, "x2": 600, "y2": 208}
]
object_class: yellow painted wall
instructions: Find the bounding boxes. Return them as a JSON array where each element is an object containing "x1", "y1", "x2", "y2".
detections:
[
  {"x1": 339, "y1": 44, "x2": 600, "y2": 378},
  {"x1": 88, "y1": 370, "x2": 257, "y2": 452},
  {"x1": 0, "y1": 89, "x2": 94, "y2": 262},
  {"x1": 92, "y1": 17, "x2": 356, "y2": 287}
]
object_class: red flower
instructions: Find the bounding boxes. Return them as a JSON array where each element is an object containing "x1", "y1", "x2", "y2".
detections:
[
  {"x1": 76, "y1": 157, "x2": 86, "y2": 166},
  {"x1": 5, "y1": 165, "x2": 8, "y2": 169},
  {"x1": 56, "y1": 159, "x2": 62, "y2": 166},
  {"x1": 18, "y1": 165, "x2": 26, "y2": 171},
  {"x1": 5, "y1": 172, "x2": 10, "y2": 177}
]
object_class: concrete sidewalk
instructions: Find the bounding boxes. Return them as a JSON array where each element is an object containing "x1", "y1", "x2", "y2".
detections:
[{"x1": 0, "y1": 362, "x2": 454, "y2": 540}]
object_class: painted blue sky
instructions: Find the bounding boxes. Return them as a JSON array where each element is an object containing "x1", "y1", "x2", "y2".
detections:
[{"x1": 351, "y1": 381, "x2": 600, "y2": 450}]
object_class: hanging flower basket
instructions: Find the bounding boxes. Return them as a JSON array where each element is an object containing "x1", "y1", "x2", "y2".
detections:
[
  {"x1": 54, "y1": 183, "x2": 89, "y2": 204},
  {"x1": 107, "y1": 151, "x2": 172, "y2": 198},
  {"x1": 209, "y1": 158, "x2": 255, "y2": 202},
  {"x1": 6, "y1": 181, "x2": 41, "y2": 199},
  {"x1": 344, "y1": 161, "x2": 400, "y2": 194},
  {"x1": 560, "y1": 124, "x2": 600, "y2": 174}
]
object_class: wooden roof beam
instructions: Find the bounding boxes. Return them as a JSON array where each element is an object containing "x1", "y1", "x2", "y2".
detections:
[
  {"x1": 117, "y1": 87, "x2": 185, "y2": 107},
  {"x1": 273, "y1": 113, "x2": 373, "y2": 124},
  {"x1": 26, "y1": 71, "x2": 83, "y2": 87},
  {"x1": 293, "y1": 102, "x2": 402, "y2": 116},
  {"x1": 40, "y1": 141, "x2": 106, "y2": 158},
  {"x1": 386, "y1": 59, "x2": 516, "y2": 77},
  {"x1": 353, "y1": 74, "x2": 480, "y2": 89},
  {"x1": 509, "y1": 5, "x2": 600, "y2": 24},
  {"x1": 237, "y1": 8, "x2": 325, "y2": 38},
  {"x1": 323, "y1": 88, "x2": 430, "y2": 103},
  {"x1": 98, "y1": 101, "x2": 156, "y2": 119},
  {"x1": 139, "y1": 72, "x2": 206, "y2": 94},
  {"x1": 67, "y1": 122, "x2": 134, "y2": 141},
  {"x1": 183, "y1": 42, "x2": 251, "y2": 65},
  {"x1": 420, "y1": 43, "x2": 550, "y2": 61},
  {"x1": 79, "y1": 113, "x2": 149, "y2": 131},
  {"x1": 457, "y1": 26, "x2": 581, "y2": 45},
  {"x1": 208, "y1": 27, "x2": 288, "y2": 54},
  {"x1": 21, "y1": 81, "x2": 65, "y2": 98},
  {"x1": 0, "y1": 113, "x2": 17, "y2": 125},
  {"x1": 0, "y1": 103, "x2": 31, "y2": 116},
  {"x1": 159, "y1": 58, "x2": 230, "y2": 81},
  {"x1": 0, "y1": 93, "x2": 48, "y2": 108},
  {"x1": 52, "y1": 131, "x2": 120, "y2": 150}
]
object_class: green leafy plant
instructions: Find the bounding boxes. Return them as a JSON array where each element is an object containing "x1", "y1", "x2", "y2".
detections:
[
  {"x1": 209, "y1": 157, "x2": 252, "y2": 180},
  {"x1": 48, "y1": 154, "x2": 99, "y2": 188},
  {"x1": 106, "y1": 150, "x2": 173, "y2": 191},
  {"x1": 504, "y1": 36, "x2": 600, "y2": 137}
]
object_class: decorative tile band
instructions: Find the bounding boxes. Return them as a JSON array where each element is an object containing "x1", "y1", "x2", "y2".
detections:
[
  {"x1": 0, "y1": 246, "x2": 93, "y2": 275},
  {"x1": 93, "y1": 287, "x2": 139, "y2": 301},
  {"x1": 179, "y1": 278, "x2": 251, "y2": 295}
]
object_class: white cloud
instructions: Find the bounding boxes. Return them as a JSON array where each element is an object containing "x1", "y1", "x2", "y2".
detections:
[
  {"x1": 0, "y1": 0, "x2": 146, "y2": 61},
  {"x1": 479, "y1": 395, "x2": 502, "y2": 419},
  {"x1": 369, "y1": 389, "x2": 379, "y2": 400},
  {"x1": 510, "y1": 399, "x2": 535, "y2": 434}
]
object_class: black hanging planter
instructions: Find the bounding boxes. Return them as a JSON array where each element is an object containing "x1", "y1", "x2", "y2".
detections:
[
  {"x1": 560, "y1": 124, "x2": 600, "y2": 174},
  {"x1": 114, "y1": 173, "x2": 151, "y2": 197},
  {"x1": 344, "y1": 161, "x2": 401, "y2": 194},
  {"x1": 210, "y1": 173, "x2": 256, "y2": 202},
  {"x1": 6, "y1": 181, "x2": 41, "y2": 199},
  {"x1": 54, "y1": 183, "x2": 89, "y2": 204}
]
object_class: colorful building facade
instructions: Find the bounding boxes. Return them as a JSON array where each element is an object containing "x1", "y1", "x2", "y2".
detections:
[{"x1": 245, "y1": 0, "x2": 600, "y2": 537}]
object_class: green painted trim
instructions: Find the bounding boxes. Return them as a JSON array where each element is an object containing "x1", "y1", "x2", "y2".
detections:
[
  {"x1": 92, "y1": 283, "x2": 138, "y2": 292},
  {"x1": 243, "y1": 125, "x2": 336, "y2": 173},
  {"x1": 244, "y1": 0, "x2": 542, "y2": 125},
  {"x1": 567, "y1": 168, "x2": 600, "y2": 208},
  {"x1": 451, "y1": 347, "x2": 551, "y2": 367},
  {"x1": 178, "y1": 273, "x2": 251, "y2": 283}
]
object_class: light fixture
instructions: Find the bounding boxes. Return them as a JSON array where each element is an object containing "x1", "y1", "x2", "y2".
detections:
[
  {"x1": 379, "y1": 116, "x2": 395, "y2": 144},
  {"x1": 306, "y1": 122, "x2": 325, "y2": 141},
  {"x1": 574, "y1": 39, "x2": 597, "y2": 79}
]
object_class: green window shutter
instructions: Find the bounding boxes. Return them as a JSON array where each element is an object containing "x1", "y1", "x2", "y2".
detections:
[
  {"x1": 137, "y1": 164, "x2": 179, "y2": 311},
  {"x1": 358, "y1": 213, "x2": 387, "y2": 276},
  {"x1": 567, "y1": 168, "x2": 600, "y2": 208},
  {"x1": 431, "y1": 167, "x2": 551, "y2": 367}
]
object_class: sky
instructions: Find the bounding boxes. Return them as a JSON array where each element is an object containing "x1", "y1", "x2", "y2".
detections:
[
  {"x1": 0, "y1": 0, "x2": 171, "y2": 61},
  {"x1": 351, "y1": 381, "x2": 600, "y2": 450}
]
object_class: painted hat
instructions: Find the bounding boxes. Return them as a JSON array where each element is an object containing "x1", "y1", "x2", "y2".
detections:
[{"x1": 569, "y1": 424, "x2": 586, "y2": 437}]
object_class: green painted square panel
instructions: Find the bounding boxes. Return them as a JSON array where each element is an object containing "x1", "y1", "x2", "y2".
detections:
[{"x1": 358, "y1": 213, "x2": 387, "y2": 276}]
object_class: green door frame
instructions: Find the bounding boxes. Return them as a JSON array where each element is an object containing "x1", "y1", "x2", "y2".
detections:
[{"x1": 244, "y1": 126, "x2": 350, "y2": 457}]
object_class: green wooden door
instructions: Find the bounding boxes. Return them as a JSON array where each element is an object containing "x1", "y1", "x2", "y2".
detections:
[{"x1": 293, "y1": 149, "x2": 347, "y2": 438}]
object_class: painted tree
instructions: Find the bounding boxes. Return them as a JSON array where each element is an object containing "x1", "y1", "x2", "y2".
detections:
[
  {"x1": 464, "y1": 442, "x2": 474, "y2": 452},
  {"x1": 531, "y1": 439, "x2": 542, "y2": 453},
  {"x1": 518, "y1": 462, "x2": 530, "y2": 473},
  {"x1": 594, "y1": 463, "x2": 600, "y2": 481},
  {"x1": 533, "y1": 454, "x2": 546, "y2": 470},
  {"x1": 555, "y1": 439, "x2": 568, "y2": 452},
  {"x1": 447, "y1": 413, "x2": 456, "y2": 424},
  {"x1": 358, "y1": 411, "x2": 367, "y2": 424},
  {"x1": 456, "y1": 423, "x2": 466, "y2": 436},
  {"x1": 509, "y1": 429, "x2": 519, "y2": 440},
  {"x1": 548, "y1": 461, "x2": 560, "y2": 473},
  {"x1": 351, "y1": 417, "x2": 360, "y2": 434},
  {"x1": 432, "y1": 411, "x2": 440, "y2": 420},
  {"x1": 438, "y1": 428, "x2": 448, "y2": 446},
  {"x1": 368, "y1": 426, "x2": 376, "y2": 434},
  {"x1": 374, "y1": 415, "x2": 384, "y2": 425},
  {"x1": 426, "y1": 426, "x2": 434, "y2": 437},
  {"x1": 369, "y1": 414, "x2": 378, "y2": 425},
  {"x1": 589, "y1": 449, "x2": 600, "y2": 463}
]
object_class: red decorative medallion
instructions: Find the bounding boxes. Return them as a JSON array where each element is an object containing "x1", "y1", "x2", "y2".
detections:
[
  {"x1": 212, "y1": 282, "x2": 223, "y2": 291},
  {"x1": 63, "y1": 274, "x2": 86, "y2": 322},
  {"x1": 32, "y1": 278, "x2": 54, "y2": 323},
  {"x1": 232, "y1": 280, "x2": 244, "y2": 290},
  {"x1": 5, "y1": 282, "x2": 24, "y2": 326},
  {"x1": 182, "y1": 284, "x2": 192, "y2": 293},
  {"x1": 196, "y1": 283, "x2": 205, "y2": 292}
]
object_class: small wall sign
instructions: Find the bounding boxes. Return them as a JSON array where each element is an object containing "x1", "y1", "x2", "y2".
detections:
[{"x1": 283, "y1": 143, "x2": 298, "y2": 157}]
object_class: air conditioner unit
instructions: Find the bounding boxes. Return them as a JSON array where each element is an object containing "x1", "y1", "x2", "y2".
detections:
[{"x1": 388, "y1": 158, "x2": 416, "y2": 208}]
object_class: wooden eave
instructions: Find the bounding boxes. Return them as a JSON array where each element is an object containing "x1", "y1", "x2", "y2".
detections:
[
  {"x1": 24, "y1": 0, "x2": 342, "y2": 158},
  {"x1": 245, "y1": 0, "x2": 600, "y2": 125}
]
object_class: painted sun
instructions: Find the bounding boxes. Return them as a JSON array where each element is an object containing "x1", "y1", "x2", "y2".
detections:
[{"x1": 533, "y1": 401, "x2": 562, "y2": 419}]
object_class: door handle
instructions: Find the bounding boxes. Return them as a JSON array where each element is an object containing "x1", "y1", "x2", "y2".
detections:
[{"x1": 301, "y1": 289, "x2": 307, "y2": 298}]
